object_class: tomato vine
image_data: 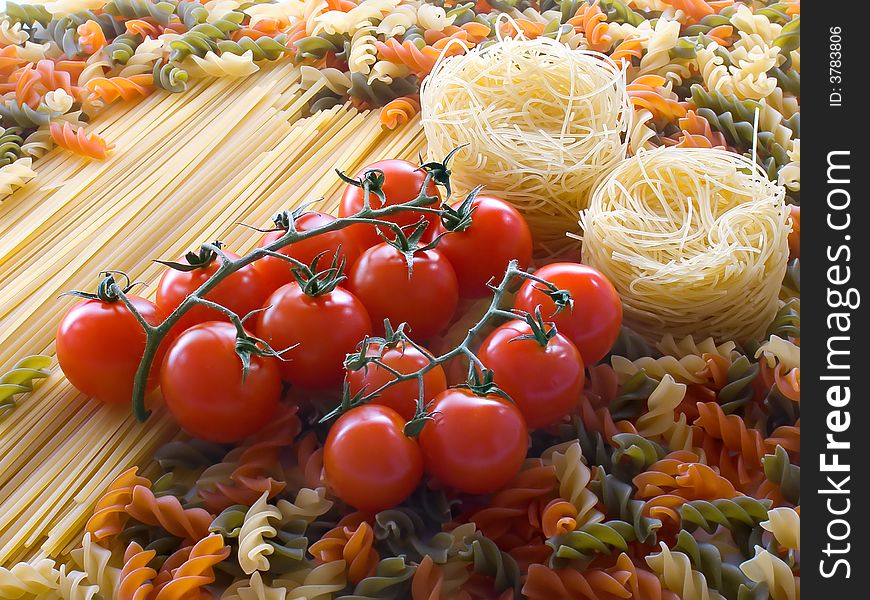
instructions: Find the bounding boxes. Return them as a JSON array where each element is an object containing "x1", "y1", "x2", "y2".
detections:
[{"x1": 82, "y1": 154, "x2": 571, "y2": 427}]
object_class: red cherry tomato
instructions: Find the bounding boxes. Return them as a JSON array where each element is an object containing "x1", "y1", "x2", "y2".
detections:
[
  {"x1": 57, "y1": 295, "x2": 167, "y2": 405},
  {"x1": 255, "y1": 212, "x2": 362, "y2": 292},
  {"x1": 514, "y1": 263, "x2": 622, "y2": 365},
  {"x1": 346, "y1": 342, "x2": 447, "y2": 420},
  {"x1": 156, "y1": 249, "x2": 273, "y2": 334},
  {"x1": 256, "y1": 282, "x2": 372, "y2": 389},
  {"x1": 347, "y1": 243, "x2": 458, "y2": 341},
  {"x1": 160, "y1": 322, "x2": 281, "y2": 442},
  {"x1": 338, "y1": 159, "x2": 440, "y2": 250},
  {"x1": 477, "y1": 321, "x2": 585, "y2": 428},
  {"x1": 435, "y1": 195, "x2": 533, "y2": 297},
  {"x1": 324, "y1": 404, "x2": 423, "y2": 511},
  {"x1": 419, "y1": 389, "x2": 528, "y2": 494}
]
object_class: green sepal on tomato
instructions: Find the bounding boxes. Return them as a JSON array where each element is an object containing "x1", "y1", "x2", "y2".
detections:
[
  {"x1": 418, "y1": 388, "x2": 528, "y2": 495},
  {"x1": 324, "y1": 404, "x2": 423, "y2": 512},
  {"x1": 338, "y1": 159, "x2": 441, "y2": 251},
  {"x1": 255, "y1": 281, "x2": 372, "y2": 389},
  {"x1": 514, "y1": 263, "x2": 622, "y2": 365},
  {"x1": 57, "y1": 294, "x2": 169, "y2": 405},
  {"x1": 477, "y1": 320, "x2": 585, "y2": 429},
  {"x1": 160, "y1": 321, "x2": 281, "y2": 443},
  {"x1": 156, "y1": 247, "x2": 273, "y2": 334},
  {"x1": 347, "y1": 242, "x2": 458, "y2": 341},
  {"x1": 255, "y1": 211, "x2": 362, "y2": 292},
  {"x1": 435, "y1": 192, "x2": 533, "y2": 298},
  {"x1": 346, "y1": 341, "x2": 447, "y2": 420}
]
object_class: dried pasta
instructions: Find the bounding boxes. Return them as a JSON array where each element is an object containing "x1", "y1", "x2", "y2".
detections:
[
  {"x1": 580, "y1": 147, "x2": 790, "y2": 343},
  {"x1": 0, "y1": 4, "x2": 800, "y2": 600},
  {"x1": 422, "y1": 31, "x2": 630, "y2": 252}
]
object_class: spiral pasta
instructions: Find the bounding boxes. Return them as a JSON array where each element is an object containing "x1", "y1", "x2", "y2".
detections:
[
  {"x1": 124, "y1": 483, "x2": 214, "y2": 541},
  {"x1": 545, "y1": 442, "x2": 603, "y2": 529},
  {"x1": 271, "y1": 559, "x2": 348, "y2": 599},
  {"x1": 69, "y1": 532, "x2": 120, "y2": 594},
  {"x1": 0, "y1": 558, "x2": 61, "y2": 598},
  {"x1": 237, "y1": 492, "x2": 283, "y2": 575},
  {"x1": 275, "y1": 487, "x2": 333, "y2": 524},
  {"x1": 189, "y1": 50, "x2": 259, "y2": 77},
  {"x1": 311, "y1": 0, "x2": 401, "y2": 36},
  {"x1": 739, "y1": 546, "x2": 798, "y2": 600},
  {"x1": 116, "y1": 38, "x2": 164, "y2": 77},
  {"x1": 152, "y1": 533, "x2": 230, "y2": 599},
  {"x1": 117, "y1": 541, "x2": 157, "y2": 600},
  {"x1": 85, "y1": 467, "x2": 151, "y2": 542},
  {"x1": 379, "y1": 94, "x2": 419, "y2": 129},
  {"x1": 760, "y1": 507, "x2": 799, "y2": 552},
  {"x1": 0, "y1": 353, "x2": 50, "y2": 414},
  {"x1": 308, "y1": 516, "x2": 379, "y2": 585},
  {"x1": 0, "y1": 20, "x2": 29, "y2": 46},
  {"x1": 647, "y1": 542, "x2": 726, "y2": 600},
  {"x1": 48, "y1": 120, "x2": 113, "y2": 159}
]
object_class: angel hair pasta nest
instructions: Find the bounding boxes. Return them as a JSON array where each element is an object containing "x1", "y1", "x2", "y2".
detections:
[
  {"x1": 579, "y1": 147, "x2": 790, "y2": 344},
  {"x1": 421, "y1": 29, "x2": 631, "y2": 253}
]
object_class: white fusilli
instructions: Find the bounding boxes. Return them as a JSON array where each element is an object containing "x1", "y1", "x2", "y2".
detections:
[
  {"x1": 299, "y1": 65, "x2": 351, "y2": 95},
  {"x1": 367, "y1": 59, "x2": 409, "y2": 84},
  {"x1": 375, "y1": 4, "x2": 416, "y2": 37},
  {"x1": 347, "y1": 25, "x2": 378, "y2": 75},
  {"x1": 311, "y1": 0, "x2": 402, "y2": 35},
  {"x1": 755, "y1": 335, "x2": 800, "y2": 372},
  {"x1": 761, "y1": 507, "x2": 800, "y2": 552},
  {"x1": 416, "y1": 3, "x2": 455, "y2": 30},
  {"x1": 117, "y1": 37, "x2": 164, "y2": 78},
  {"x1": 647, "y1": 542, "x2": 727, "y2": 600},
  {"x1": 0, "y1": 19, "x2": 29, "y2": 45},
  {"x1": 730, "y1": 3, "x2": 783, "y2": 45},
  {"x1": 0, "y1": 158, "x2": 38, "y2": 199},
  {"x1": 740, "y1": 546, "x2": 799, "y2": 600},
  {"x1": 238, "y1": 492, "x2": 282, "y2": 575},
  {"x1": 245, "y1": 0, "x2": 305, "y2": 27},
  {"x1": 276, "y1": 487, "x2": 334, "y2": 523},
  {"x1": 44, "y1": 0, "x2": 105, "y2": 18},
  {"x1": 778, "y1": 138, "x2": 800, "y2": 191},
  {"x1": 189, "y1": 50, "x2": 260, "y2": 78}
]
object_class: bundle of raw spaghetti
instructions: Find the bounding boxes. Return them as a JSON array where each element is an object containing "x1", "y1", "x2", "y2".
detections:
[
  {"x1": 421, "y1": 30, "x2": 630, "y2": 252},
  {"x1": 579, "y1": 147, "x2": 790, "y2": 343}
]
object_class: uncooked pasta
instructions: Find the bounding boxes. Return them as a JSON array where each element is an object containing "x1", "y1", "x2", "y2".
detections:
[
  {"x1": 579, "y1": 147, "x2": 790, "y2": 343},
  {"x1": 421, "y1": 29, "x2": 631, "y2": 252}
]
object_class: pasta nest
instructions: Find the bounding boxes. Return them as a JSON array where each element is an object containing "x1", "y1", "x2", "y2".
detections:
[
  {"x1": 421, "y1": 26, "x2": 631, "y2": 253},
  {"x1": 579, "y1": 147, "x2": 790, "y2": 343}
]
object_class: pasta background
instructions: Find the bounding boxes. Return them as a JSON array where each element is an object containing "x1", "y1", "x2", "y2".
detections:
[{"x1": 0, "y1": 1, "x2": 800, "y2": 599}]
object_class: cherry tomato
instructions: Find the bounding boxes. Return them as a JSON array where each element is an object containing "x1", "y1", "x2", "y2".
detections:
[
  {"x1": 339, "y1": 159, "x2": 440, "y2": 250},
  {"x1": 787, "y1": 204, "x2": 799, "y2": 259},
  {"x1": 156, "y1": 249, "x2": 273, "y2": 334},
  {"x1": 346, "y1": 342, "x2": 447, "y2": 420},
  {"x1": 477, "y1": 321, "x2": 585, "y2": 428},
  {"x1": 324, "y1": 404, "x2": 423, "y2": 511},
  {"x1": 255, "y1": 212, "x2": 362, "y2": 292},
  {"x1": 347, "y1": 243, "x2": 458, "y2": 341},
  {"x1": 160, "y1": 322, "x2": 281, "y2": 442},
  {"x1": 57, "y1": 295, "x2": 167, "y2": 405},
  {"x1": 255, "y1": 282, "x2": 372, "y2": 388},
  {"x1": 514, "y1": 263, "x2": 622, "y2": 365},
  {"x1": 419, "y1": 389, "x2": 528, "y2": 494},
  {"x1": 435, "y1": 195, "x2": 533, "y2": 297}
]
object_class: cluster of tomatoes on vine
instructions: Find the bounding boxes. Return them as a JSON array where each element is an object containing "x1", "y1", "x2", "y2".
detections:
[{"x1": 56, "y1": 156, "x2": 623, "y2": 512}]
